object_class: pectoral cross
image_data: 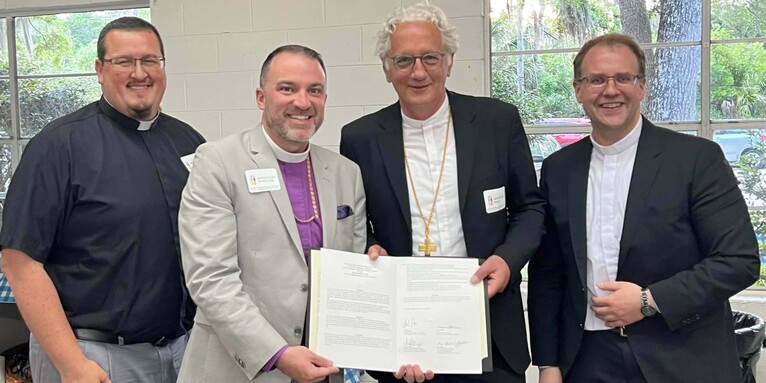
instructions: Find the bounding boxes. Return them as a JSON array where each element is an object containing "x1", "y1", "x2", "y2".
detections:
[{"x1": 418, "y1": 237, "x2": 437, "y2": 256}]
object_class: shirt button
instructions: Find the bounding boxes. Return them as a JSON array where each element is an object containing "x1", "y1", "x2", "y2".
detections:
[
  {"x1": 294, "y1": 326, "x2": 303, "y2": 337},
  {"x1": 300, "y1": 284, "x2": 308, "y2": 292}
]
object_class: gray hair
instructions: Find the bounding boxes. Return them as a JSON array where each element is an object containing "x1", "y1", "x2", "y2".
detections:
[{"x1": 375, "y1": 3, "x2": 459, "y2": 69}]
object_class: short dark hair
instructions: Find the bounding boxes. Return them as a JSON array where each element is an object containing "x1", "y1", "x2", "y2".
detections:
[
  {"x1": 259, "y1": 45, "x2": 326, "y2": 87},
  {"x1": 573, "y1": 33, "x2": 646, "y2": 80},
  {"x1": 97, "y1": 17, "x2": 164, "y2": 61}
]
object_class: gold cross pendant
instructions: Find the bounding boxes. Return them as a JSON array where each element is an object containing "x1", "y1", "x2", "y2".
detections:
[{"x1": 418, "y1": 238, "x2": 437, "y2": 256}]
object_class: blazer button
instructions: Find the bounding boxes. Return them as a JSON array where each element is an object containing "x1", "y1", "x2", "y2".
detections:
[
  {"x1": 294, "y1": 326, "x2": 303, "y2": 337},
  {"x1": 579, "y1": 323, "x2": 583, "y2": 328},
  {"x1": 300, "y1": 284, "x2": 309, "y2": 292}
]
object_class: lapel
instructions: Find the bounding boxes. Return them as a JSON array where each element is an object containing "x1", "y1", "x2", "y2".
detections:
[
  {"x1": 310, "y1": 148, "x2": 337, "y2": 249},
  {"x1": 617, "y1": 120, "x2": 663, "y2": 272},
  {"x1": 568, "y1": 139, "x2": 592, "y2": 289},
  {"x1": 247, "y1": 127, "x2": 304, "y2": 262},
  {"x1": 448, "y1": 92, "x2": 479, "y2": 212},
  {"x1": 376, "y1": 103, "x2": 411, "y2": 229}
]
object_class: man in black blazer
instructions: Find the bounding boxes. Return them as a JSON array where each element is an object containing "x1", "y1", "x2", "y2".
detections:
[
  {"x1": 528, "y1": 33, "x2": 760, "y2": 383},
  {"x1": 340, "y1": 4, "x2": 544, "y2": 383}
]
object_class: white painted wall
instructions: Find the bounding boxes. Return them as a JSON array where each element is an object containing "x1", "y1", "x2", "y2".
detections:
[{"x1": 151, "y1": 0, "x2": 487, "y2": 151}]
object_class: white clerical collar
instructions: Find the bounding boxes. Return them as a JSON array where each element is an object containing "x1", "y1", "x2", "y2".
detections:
[
  {"x1": 590, "y1": 116, "x2": 643, "y2": 155},
  {"x1": 401, "y1": 94, "x2": 450, "y2": 128},
  {"x1": 261, "y1": 125, "x2": 310, "y2": 163},
  {"x1": 103, "y1": 96, "x2": 159, "y2": 131}
]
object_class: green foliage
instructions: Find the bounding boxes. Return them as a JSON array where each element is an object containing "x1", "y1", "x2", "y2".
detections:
[{"x1": 710, "y1": 41, "x2": 766, "y2": 119}]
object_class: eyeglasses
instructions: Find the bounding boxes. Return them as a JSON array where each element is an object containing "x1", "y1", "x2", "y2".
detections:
[
  {"x1": 102, "y1": 56, "x2": 166, "y2": 70},
  {"x1": 576, "y1": 73, "x2": 643, "y2": 87},
  {"x1": 388, "y1": 52, "x2": 447, "y2": 71}
]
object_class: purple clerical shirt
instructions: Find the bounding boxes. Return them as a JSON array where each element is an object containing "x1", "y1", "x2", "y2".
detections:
[
  {"x1": 278, "y1": 158, "x2": 323, "y2": 258},
  {"x1": 262, "y1": 157, "x2": 323, "y2": 371}
]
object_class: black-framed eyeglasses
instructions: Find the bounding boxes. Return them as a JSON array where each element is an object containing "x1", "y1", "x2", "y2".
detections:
[
  {"x1": 388, "y1": 52, "x2": 447, "y2": 71},
  {"x1": 576, "y1": 73, "x2": 644, "y2": 87},
  {"x1": 102, "y1": 56, "x2": 166, "y2": 70}
]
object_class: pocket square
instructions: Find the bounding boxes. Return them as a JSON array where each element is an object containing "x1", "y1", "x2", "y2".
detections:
[{"x1": 337, "y1": 205, "x2": 354, "y2": 220}]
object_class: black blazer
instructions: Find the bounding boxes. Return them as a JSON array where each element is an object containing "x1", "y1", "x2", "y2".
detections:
[
  {"x1": 340, "y1": 91, "x2": 545, "y2": 376},
  {"x1": 528, "y1": 119, "x2": 760, "y2": 382}
]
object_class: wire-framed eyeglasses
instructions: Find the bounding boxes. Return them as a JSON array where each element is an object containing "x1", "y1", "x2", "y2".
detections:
[
  {"x1": 576, "y1": 73, "x2": 644, "y2": 87},
  {"x1": 102, "y1": 56, "x2": 166, "y2": 70},
  {"x1": 388, "y1": 52, "x2": 447, "y2": 71}
]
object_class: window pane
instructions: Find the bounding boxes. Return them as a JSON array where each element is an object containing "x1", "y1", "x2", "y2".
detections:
[
  {"x1": 15, "y1": 9, "x2": 150, "y2": 75},
  {"x1": 750, "y1": 210, "x2": 766, "y2": 286},
  {"x1": 19, "y1": 76, "x2": 100, "y2": 138},
  {"x1": 492, "y1": 53, "x2": 582, "y2": 125},
  {"x1": 490, "y1": 0, "x2": 702, "y2": 52},
  {"x1": 711, "y1": 43, "x2": 766, "y2": 120},
  {"x1": 643, "y1": 46, "x2": 701, "y2": 121},
  {"x1": 712, "y1": 0, "x2": 766, "y2": 39},
  {"x1": 0, "y1": 18, "x2": 8, "y2": 76},
  {"x1": 714, "y1": 129, "x2": 765, "y2": 170},
  {"x1": 0, "y1": 79, "x2": 9, "y2": 138}
]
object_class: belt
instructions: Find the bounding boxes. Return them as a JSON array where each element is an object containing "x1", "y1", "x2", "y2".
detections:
[
  {"x1": 73, "y1": 329, "x2": 169, "y2": 346},
  {"x1": 606, "y1": 326, "x2": 628, "y2": 338}
]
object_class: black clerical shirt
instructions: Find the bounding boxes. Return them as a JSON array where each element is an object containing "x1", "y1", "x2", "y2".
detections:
[{"x1": 0, "y1": 97, "x2": 205, "y2": 343}]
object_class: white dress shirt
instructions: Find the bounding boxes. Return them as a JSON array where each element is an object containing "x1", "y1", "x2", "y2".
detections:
[
  {"x1": 584, "y1": 118, "x2": 642, "y2": 330},
  {"x1": 402, "y1": 97, "x2": 468, "y2": 258}
]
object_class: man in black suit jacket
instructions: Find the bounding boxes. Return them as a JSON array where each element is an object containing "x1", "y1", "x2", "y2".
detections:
[
  {"x1": 340, "y1": 4, "x2": 544, "y2": 383},
  {"x1": 528, "y1": 33, "x2": 759, "y2": 383}
]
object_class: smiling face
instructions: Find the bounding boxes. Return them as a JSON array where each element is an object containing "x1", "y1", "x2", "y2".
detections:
[
  {"x1": 384, "y1": 21, "x2": 453, "y2": 120},
  {"x1": 256, "y1": 51, "x2": 327, "y2": 153},
  {"x1": 95, "y1": 30, "x2": 166, "y2": 120},
  {"x1": 574, "y1": 43, "x2": 646, "y2": 146}
]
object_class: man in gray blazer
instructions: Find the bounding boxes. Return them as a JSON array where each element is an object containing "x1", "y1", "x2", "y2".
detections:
[{"x1": 177, "y1": 45, "x2": 366, "y2": 383}]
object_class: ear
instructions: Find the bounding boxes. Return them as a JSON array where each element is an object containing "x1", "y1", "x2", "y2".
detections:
[
  {"x1": 95, "y1": 59, "x2": 105, "y2": 85},
  {"x1": 256, "y1": 87, "x2": 266, "y2": 110},
  {"x1": 446, "y1": 54, "x2": 455, "y2": 77},
  {"x1": 383, "y1": 63, "x2": 393, "y2": 83},
  {"x1": 573, "y1": 81, "x2": 583, "y2": 103}
]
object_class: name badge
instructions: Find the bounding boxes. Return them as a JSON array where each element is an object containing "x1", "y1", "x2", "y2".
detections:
[
  {"x1": 245, "y1": 169, "x2": 281, "y2": 193},
  {"x1": 483, "y1": 186, "x2": 506, "y2": 213},
  {"x1": 180, "y1": 154, "x2": 195, "y2": 171}
]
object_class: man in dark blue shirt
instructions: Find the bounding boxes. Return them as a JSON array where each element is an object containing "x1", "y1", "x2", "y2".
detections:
[{"x1": 0, "y1": 17, "x2": 204, "y2": 383}]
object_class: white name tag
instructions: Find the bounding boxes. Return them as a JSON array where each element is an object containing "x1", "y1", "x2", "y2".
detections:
[
  {"x1": 180, "y1": 153, "x2": 195, "y2": 171},
  {"x1": 245, "y1": 169, "x2": 281, "y2": 193},
  {"x1": 483, "y1": 186, "x2": 506, "y2": 213}
]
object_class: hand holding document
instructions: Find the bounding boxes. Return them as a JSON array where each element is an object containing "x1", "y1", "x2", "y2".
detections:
[{"x1": 308, "y1": 248, "x2": 490, "y2": 374}]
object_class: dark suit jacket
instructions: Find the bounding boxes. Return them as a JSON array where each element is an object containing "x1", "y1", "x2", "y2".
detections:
[
  {"x1": 528, "y1": 119, "x2": 760, "y2": 382},
  {"x1": 340, "y1": 91, "x2": 546, "y2": 377}
]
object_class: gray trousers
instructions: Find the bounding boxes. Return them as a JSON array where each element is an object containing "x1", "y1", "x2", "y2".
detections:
[{"x1": 30, "y1": 332, "x2": 189, "y2": 383}]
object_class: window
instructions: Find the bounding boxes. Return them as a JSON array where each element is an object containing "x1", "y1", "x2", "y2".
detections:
[
  {"x1": 0, "y1": 7, "x2": 150, "y2": 231},
  {"x1": 491, "y1": 0, "x2": 766, "y2": 286}
]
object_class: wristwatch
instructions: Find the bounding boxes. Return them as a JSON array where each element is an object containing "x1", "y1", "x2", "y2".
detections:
[{"x1": 641, "y1": 287, "x2": 657, "y2": 317}]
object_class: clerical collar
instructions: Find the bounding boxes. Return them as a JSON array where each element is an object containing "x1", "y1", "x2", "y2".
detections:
[
  {"x1": 99, "y1": 96, "x2": 159, "y2": 131},
  {"x1": 262, "y1": 125, "x2": 310, "y2": 163},
  {"x1": 590, "y1": 116, "x2": 643, "y2": 156},
  {"x1": 401, "y1": 94, "x2": 450, "y2": 128}
]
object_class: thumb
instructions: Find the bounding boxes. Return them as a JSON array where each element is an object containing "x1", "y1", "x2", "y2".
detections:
[
  {"x1": 471, "y1": 263, "x2": 490, "y2": 284},
  {"x1": 310, "y1": 353, "x2": 334, "y2": 368},
  {"x1": 597, "y1": 281, "x2": 620, "y2": 291}
]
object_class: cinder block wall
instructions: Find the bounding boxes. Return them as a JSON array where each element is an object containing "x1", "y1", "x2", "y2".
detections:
[{"x1": 151, "y1": 0, "x2": 487, "y2": 149}]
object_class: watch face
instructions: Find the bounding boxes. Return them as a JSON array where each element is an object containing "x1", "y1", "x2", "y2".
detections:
[{"x1": 641, "y1": 305, "x2": 657, "y2": 317}]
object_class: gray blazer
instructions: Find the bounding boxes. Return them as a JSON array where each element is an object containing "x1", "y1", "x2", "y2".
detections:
[{"x1": 177, "y1": 127, "x2": 366, "y2": 383}]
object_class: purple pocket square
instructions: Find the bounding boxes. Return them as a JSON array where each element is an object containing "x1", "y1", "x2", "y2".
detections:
[{"x1": 337, "y1": 205, "x2": 354, "y2": 219}]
